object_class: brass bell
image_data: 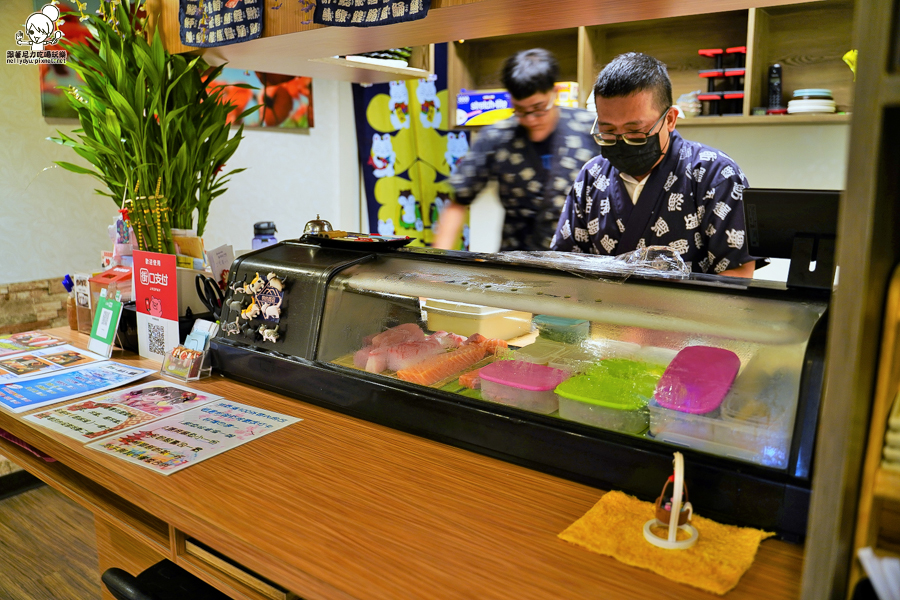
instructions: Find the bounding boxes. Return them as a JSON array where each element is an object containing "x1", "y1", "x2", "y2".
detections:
[{"x1": 303, "y1": 214, "x2": 334, "y2": 235}]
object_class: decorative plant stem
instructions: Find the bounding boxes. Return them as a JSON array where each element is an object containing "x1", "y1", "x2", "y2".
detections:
[{"x1": 50, "y1": 0, "x2": 257, "y2": 252}]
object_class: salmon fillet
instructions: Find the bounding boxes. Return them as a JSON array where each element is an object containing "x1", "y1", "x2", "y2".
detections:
[
  {"x1": 397, "y1": 344, "x2": 486, "y2": 386},
  {"x1": 463, "y1": 333, "x2": 509, "y2": 354},
  {"x1": 458, "y1": 369, "x2": 481, "y2": 389}
]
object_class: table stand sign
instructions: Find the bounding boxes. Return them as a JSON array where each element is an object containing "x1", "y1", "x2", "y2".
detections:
[
  {"x1": 160, "y1": 319, "x2": 218, "y2": 382},
  {"x1": 134, "y1": 250, "x2": 180, "y2": 362},
  {"x1": 88, "y1": 289, "x2": 124, "y2": 358}
]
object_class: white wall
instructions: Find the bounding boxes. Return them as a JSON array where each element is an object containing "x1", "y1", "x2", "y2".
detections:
[
  {"x1": 0, "y1": 0, "x2": 358, "y2": 285},
  {"x1": 201, "y1": 79, "x2": 359, "y2": 255},
  {"x1": 467, "y1": 122, "x2": 851, "y2": 257},
  {"x1": 0, "y1": 0, "x2": 109, "y2": 286}
]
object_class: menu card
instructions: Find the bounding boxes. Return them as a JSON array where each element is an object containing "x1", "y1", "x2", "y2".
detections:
[
  {"x1": 0, "y1": 362, "x2": 154, "y2": 413},
  {"x1": 25, "y1": 381, "x2": 222, "y2": 441},
  {"x1": 86, "y1": 400, "x2": 301, "y2": 474},
  {"x1": 0, "y1": 344, "x2": 105, "y2": 383},
  {"x1": 0, "y1": 331, "x2": 67, "y2": 358}
]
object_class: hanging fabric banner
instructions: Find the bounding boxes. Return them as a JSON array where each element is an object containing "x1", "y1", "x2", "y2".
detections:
[
  {"x1": 315, "y1": 0, "x2": 430, "y2": 27},
  {"x1": 352, "y1": 44, "x2": 469, "y2": 249}
]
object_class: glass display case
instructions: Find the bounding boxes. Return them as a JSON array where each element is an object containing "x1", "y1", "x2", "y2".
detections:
[{"x1": 212, "y1": 241, "x2": 829, "y2": 539}]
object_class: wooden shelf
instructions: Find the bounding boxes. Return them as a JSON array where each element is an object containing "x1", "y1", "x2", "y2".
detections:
[
  {"x1": 307, "y1": 57, "x2": 432, "y2": 82},
  {"x1": 874, "y1": 467, "x2": 900, "y2": 502},
  {"x1": 676, "y1": 113, "x2": 852, "y2": 126}
]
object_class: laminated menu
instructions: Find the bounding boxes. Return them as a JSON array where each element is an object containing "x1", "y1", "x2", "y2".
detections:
[
  {"x1": 25, "y1": 382, "x2": 223, "y2": 441},
  {"x1": 0, "y1": 344, "x2": 105, "y2": 383},
  {"x1": 0, "y1": 362, "x2": 154, "y2": 413},
  {"x1": 0, "y1": 330, "x2": 67, "y2": 358},
  {"x1": 85, "y1": 400, "x2": 301, "y2": 474}
]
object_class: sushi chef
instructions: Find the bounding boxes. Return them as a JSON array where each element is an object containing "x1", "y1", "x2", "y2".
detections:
[
  {"x1": 435, "y1": 48, "x2": 597, "y2": 251},
  {"x1": 551, "y1": 52, "x2": 760, "y2": 278}
]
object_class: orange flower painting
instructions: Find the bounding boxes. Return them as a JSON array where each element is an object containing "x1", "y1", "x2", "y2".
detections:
[{"x1": 212, "y1": 69, "x2": 314, "y2": 129}]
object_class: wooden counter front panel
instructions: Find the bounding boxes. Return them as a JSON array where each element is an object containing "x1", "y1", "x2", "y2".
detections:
[
  {"x1": 0, "y1": 329, "x2": 804, "y2": 600},
  {"x1": 95, "y1": 517, "x2": 169, "y2": 600}
]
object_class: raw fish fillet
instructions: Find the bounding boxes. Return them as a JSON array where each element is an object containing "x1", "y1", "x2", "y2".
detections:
[
  {"x1": 354, "y1": 345, "x2": 374, "y2": 369},
  {"x1": 430, "y1": 331, "x2": 466, "y2": 349},
  {"x1": 386, "y1": 338, "x2": 444, "y2": 372},
  {"x1": 463, "y1": 333, "x2": 509, "y2": 354},
  {"x1": 354, "y1": 345, "x2": 390, "y2": 373},
  {"x1": 371, "y1": 323, "x2": 425, "y2": 348},
  {"x1": 365, "y1": 347, "x2": 389, "y2": 373},
  {"x1": 458, "y1": 369, "x2": 481, "y2": 389},
  {"x1": 398, "y1": 344, "x2": 486, "y2": 386}
]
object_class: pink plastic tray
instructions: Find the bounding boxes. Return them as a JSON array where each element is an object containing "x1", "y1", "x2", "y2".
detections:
[
  {"x1": 653, "y1": 346, "x2": 740, "y2": 414},
  {"x1": 479, "y1": 360, "x2": 568, "y2": 392}
]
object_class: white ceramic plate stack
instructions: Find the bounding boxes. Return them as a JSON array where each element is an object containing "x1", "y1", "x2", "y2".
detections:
[
  {"x1": 882, "y1": 392, "x2": 900, "y2": 471},
  {"x1": 787, "y1": 88, "x2": 836, "y2": 114}
]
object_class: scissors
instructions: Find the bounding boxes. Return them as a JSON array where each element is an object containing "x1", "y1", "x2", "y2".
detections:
[{"x1": 195, "y1": 274, "x2": 224, "y2": 319}]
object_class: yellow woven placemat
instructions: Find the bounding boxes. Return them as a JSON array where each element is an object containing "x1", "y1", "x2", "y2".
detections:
[{"x1": 559, "y1": 491, "x2": 774, "y2": 595}]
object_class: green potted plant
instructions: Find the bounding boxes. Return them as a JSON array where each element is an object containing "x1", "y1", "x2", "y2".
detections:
[{"x1": 51, "y1": 0, "x2": 256, "y2": 254}]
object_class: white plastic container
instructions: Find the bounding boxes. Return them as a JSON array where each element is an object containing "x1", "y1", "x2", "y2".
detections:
[
  {"x1": 649, "y1": 362, "x2": 798, "y2": 469},
  {"x1": 558, "y1": 394, "x2": 648, "y2": 433},
  {"x1": 422, "y1": 299, "x2": 531, "y2": 340},
  {"x1": 513, "y1": 339, "x2": 568, "y2": 365},
  {"x1": 479, "y1": 360, "x2": 569, "y2": 414}
]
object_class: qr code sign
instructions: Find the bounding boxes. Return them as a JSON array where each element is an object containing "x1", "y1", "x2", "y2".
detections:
[{"x1": 148, "y1": 323, "x2": 166, "y2": 355}]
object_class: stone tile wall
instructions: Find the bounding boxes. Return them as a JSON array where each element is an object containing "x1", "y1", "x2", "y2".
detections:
[{"x1": 0, "y1": 278, "x2": 69, "y2": 335}]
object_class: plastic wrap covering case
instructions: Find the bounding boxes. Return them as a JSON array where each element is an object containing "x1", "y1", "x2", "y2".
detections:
[{"x1": 211, "y1": 242, "x2": 829, "y2": 538}]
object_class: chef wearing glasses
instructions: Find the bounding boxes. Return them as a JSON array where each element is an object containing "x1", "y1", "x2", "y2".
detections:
[
  {"x1": 435, "y1": 48, "x2": 596, "y2": 251},
  {"x1": 551, "y1": 52, "x2": 759, "y2": 277}
]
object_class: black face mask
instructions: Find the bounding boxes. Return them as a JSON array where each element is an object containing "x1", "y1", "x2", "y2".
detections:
[{"x1": 599, "y1": 133, "x2": 664, "y2": 178}]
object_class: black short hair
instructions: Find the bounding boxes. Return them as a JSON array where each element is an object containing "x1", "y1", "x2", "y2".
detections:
[
  {"x1": 501, "y1": 49, "x2": 559, "y2": 100},
  {"x1": 593, "y1": 52, "x2": 673, "y2": 113}
]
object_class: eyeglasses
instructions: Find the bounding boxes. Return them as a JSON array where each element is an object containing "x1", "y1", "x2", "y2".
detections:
[
  {"x1": 591, "y1": 108, "x2": 671, "y2": 146},
  {"x1": 513, "y1": 95, "x2": 556, "y2": 120}
]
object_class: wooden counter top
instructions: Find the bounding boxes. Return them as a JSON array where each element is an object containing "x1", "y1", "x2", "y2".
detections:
[{"x1": 0, "y1": 328, "x2": 803, "y2": 600}]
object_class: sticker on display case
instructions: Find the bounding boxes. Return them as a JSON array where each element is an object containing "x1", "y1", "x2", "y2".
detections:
[
  {"x1": 255, "y1": 273, "x2": 285, "y2": 322},
  {"x1": 230, "y1": 271, "x2": 285, "y2": 324},
  {"x1": 257, "y1": 323, "x2": 280, "y2": 343}
]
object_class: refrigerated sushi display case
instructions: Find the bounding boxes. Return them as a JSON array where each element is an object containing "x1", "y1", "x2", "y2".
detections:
[{"x1": 211, "y1": 240, "x2": 829, "y2": 540}]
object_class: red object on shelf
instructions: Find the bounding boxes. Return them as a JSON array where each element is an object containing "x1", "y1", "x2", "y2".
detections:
[
  {"x1": 726, "y1": 46, "x2": 747, "y2": 54},
  {"x1": 699, "y1": 70, "x2": 725, "y2": 78},
  {"x1": 766, "y1": 108, "x2": 788, "y2": 115},
  {"x1": 698, "y1": 48, "x2": 724, "y2": 56},
  {"x1": 698, "y1": 93, "x2": 723, "y2": 101},
  {"x1": 725, "y1": 68, "x2": 746, "y2": 77},
  {"x1": 723, "y1": 93, "x2": 745, "y2": 99}
]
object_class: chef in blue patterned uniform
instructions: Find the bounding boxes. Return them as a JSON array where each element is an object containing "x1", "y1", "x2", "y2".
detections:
[
  {"x1": 434, "y1": 49, "x2": 597, "y2": 251},
  {"x1": 551, "y1": 53, "x2": 759, "y2": 277}
]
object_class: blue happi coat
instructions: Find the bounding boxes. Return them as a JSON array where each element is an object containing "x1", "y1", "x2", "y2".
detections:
[
  {"x1": 551, "y1": 130, "x2": 756, "y2": 274},
  {"x1": 451, "y1": 107, "x2": 597, "y2": 251}
]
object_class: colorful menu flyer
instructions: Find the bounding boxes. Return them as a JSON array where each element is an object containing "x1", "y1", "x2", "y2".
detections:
[
  {"x1": 86, "y1": 400, "x2": 301, "y2": 475},
  {"x1": 0, "y1": 331, "x2": 67, "y2": 358},
  {"x1": 133, "y1": 250, "x2": 179, "y2": 362},
  {"x1": 0, "y1": 344, "x2": 105, "y2": 383},
  {"x1": 24, "y1": 381, "x2": 222, "y2": 442},
  {"x1": 0, "y1": 362, "x2": 154, "y2": 413}
]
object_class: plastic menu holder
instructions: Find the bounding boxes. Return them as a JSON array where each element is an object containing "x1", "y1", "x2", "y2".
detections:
[{"x1": 160, "y1": 320, "x2": 218, "y2": 382}]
